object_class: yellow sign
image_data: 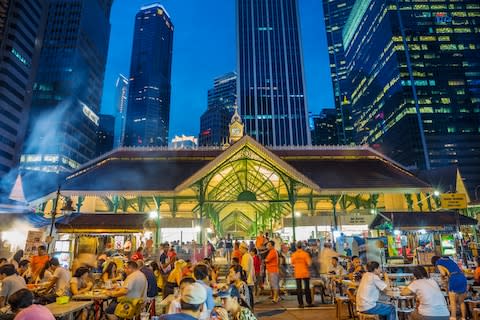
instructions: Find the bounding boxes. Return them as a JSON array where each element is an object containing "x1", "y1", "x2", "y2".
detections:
[{"x1": 440, "y1": 193, "x2": 467, "y2": 209}]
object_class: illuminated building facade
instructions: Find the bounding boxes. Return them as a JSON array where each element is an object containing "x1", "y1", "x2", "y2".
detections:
[
  {"x1": 311, "y1": 109, "x2": 338, "y2": 145},
  {"x1": 124, "y1": 4, "x2": 174, "y2": 147},
  {"x1": 199, "y1": 72, "x2": 237, "y2": 146},
  {"x1": 114, "y1": 74, "x2": 128, "y2": 148},
  {"x1": 0, "y1": 0, "x2": 46, "y2": 179},
  {"x1": 237, "y1": 0, "x2": 311, "y2": 146},
  {"x1": 23, "y1": 0, "x2": 113, "y2": 172},
  {"x1": 96, "y1": 114, "x2": 115, "y2": 156},
  {"x1": 171, "y1": 135, "x2": 198, "y2": 150},
  {"x1": 322, "y1": 0, "x2": 356, "y2": 144},
  {"x1": 344, "y1": 0, "x2": 480, "y2": 194}
]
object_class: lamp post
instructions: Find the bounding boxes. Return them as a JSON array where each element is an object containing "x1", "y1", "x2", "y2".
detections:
[
  {"x1": 149, "y1": 209, "x2": 161, "y2": 249},
  {"x1": 47, "y1": 186, "x2": 74, "y2": 252}
]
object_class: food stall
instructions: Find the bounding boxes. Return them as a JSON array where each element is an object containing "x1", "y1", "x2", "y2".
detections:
[{"x1": 369, "y1": 211, "x2": 477, "y2": 266}]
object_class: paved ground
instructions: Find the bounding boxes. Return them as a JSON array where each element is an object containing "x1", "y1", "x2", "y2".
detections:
[{"x1": 254, "y1": 295, "x2": 336, "y2": 320}]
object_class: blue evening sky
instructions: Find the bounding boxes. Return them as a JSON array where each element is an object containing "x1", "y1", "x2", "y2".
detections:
[{"x1": 101, "y1": 0, "x2": 333, "y2": 137}]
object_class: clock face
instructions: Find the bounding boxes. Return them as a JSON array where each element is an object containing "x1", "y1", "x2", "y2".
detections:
[{"x1": 232, "y1": 128, "x2": 241, "y2": 135}]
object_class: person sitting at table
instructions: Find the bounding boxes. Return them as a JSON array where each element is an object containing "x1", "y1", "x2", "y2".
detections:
[
  {"x1": 102, "y1": 262, "x2": 123, "y2": 284},
  {"x1": 44, "y1": 258, "x2": 71, "y2": 300},
  {"x1": 168, "y1": 277, "x2": 210, "y2": 320},
  {"x1": 328, "y1": 256, "x2": 346, "y2": 296},
  {"x1": 348, "y1": 256, "x2": 365, "y2": 282},
  {"x1": 70, "y1": 267, "x2": 92, "y2": 320},
  {"x1": 0, "y1": 264, "x2": 27, "y2": 308},
  {"x1": 136, "y1": 260, "x2": 158, "y2": 299},
  {"x1": 165, "y1": 259, "x2": 187, "y2": 297},
  {"x1": 193, "y1": 264, "x2": 215, "y2": 314},
  {"x1": 8, "y1": 289, "x2": 54, "y2": 320},
  {"x1": 151, "y1": 262, "x2": 164, "y2": 292},
  {"x1": 356, "y1": 261, "x2": 395, "y2": 320},
  {"x1": 160, "y1": 282, "x2": 207, "y2": 320},
  {"x1": 215, "y1": 284, "x2": 258, "y2": 320},
  {"x1": 105, "y1": 260, "x2": 147, "y2": 320},
  {"x1": 227, "y1": 265, "x2": 251, "y2": 309},
  {"x1": 70, "y1": 267, "x2": 93, "y2": 295},
  {"x1": 431, "y1": 256, "x2": 467, "y2": 320},
  {"x1": 401, "y1": 266, "x2": 450, "y2": 320},
  {"x1": 16, "y1": 260, "x2": 30, "y2": 284}
]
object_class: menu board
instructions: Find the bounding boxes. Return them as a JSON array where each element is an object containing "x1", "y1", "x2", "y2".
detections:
[
  {"x1": 24, "y1": 230, "x2": 44, "y2": 258},
  {"x1": 441, "y1": 234, "x2": 456, "y2": 256}
]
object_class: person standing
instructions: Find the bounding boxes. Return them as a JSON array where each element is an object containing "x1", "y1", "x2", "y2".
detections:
[
  {"x1": 431, "y1": 256, "x2": 467, "y2": 320},
  {"x1": 239, "y1": 243, "x2": 255, "y2": 308},
  {"x1": 290, "y1": 241, "x2": 313, "y2": 308},
  {"x1": 265, "y1": 240, "x2": 279, "y2": 303},
  {"x1": 225, "y1": 234, "x2": 233, "y2": 264},
  {"x1": 30, "y1": 245, "x2": 49, "y2": 281}
]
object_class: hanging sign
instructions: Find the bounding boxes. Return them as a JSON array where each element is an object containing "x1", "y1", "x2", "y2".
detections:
[{"x1": 440, "y1": 193, "x2": 467, "y2": 209}]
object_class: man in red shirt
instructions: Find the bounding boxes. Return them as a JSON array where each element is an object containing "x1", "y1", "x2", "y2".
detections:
[
  {"x1": 290, "y1": 241, "x2": 313, "y2": 307},
  {"x1": 265, "y1": 240, "x2": 279, "y2": 303}
]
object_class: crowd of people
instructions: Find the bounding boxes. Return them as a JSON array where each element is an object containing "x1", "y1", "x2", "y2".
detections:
[{"x1": 0, "y1": 232, "x2": 476, "y2": 320}]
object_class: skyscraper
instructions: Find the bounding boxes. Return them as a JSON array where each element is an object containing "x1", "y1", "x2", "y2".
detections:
[
  {"x1": 124, "y1": 4, "x2": 174, "y2": 147},
  {"x1": 0, "y1": 0, "x2": 47, "y2": 180},
  {"x1": 22, "y1": 0, "x2": 113, "y2": 173},
  {"x1": 236, "y1": 0, "x2": 311, "y2": 146},
  {"x1": 114, "y1": 74, "x2": 128, "y2": 148},
  {"x1": 311, "y1": 109, "x2": 338, "y2": 146},
  {"x1": 344, "y1": 0, "x2": 480, "y2": 194},
  {"x1": 322, "y1": 0, "x2": 356, "y2": 145},
  {"x1": 199, "y1": 72, "x2": 237, "y2": 146},
  {"x1": 96, "y1": 114, "x2": 115, "y2": 156}
]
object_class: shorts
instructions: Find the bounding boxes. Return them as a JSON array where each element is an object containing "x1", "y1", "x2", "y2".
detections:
[
  {"x1": 268, "y1": 272, "x2": 279, "y2": 290},
  {"x1": 105, "y1": 300, "x2": 118, "y2": 314}
]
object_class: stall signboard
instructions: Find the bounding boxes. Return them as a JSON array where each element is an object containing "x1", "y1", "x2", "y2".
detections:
[
  {"x1": 440, "y1": 193, "x2": 467, "y2": 209},
  {"x1": 441, "y1": 234, "x2": 456, "y2": 255},
  {"x1": 24, "y1": 230, "x2": 44, "y2": 258}
]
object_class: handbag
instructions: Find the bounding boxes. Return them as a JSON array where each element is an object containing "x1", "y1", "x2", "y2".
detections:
[{"x1": 114, "y1": 297, "x2": 144, "y2": 319}]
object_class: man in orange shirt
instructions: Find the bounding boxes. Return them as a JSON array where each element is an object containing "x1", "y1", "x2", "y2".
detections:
[
  {"x1": 265, "y1": 240, "x2": 279, "y2": 303},
  {"x1": 255, "y1": 231, "x2": 267, "y2": 250},
  {"x1": 290, "y1": 241, "x2": 313, "y2": 307},
  {"x1": 30, "y1": 245, "x2": 49, "y2": 282},
  {"x1": 232, "y1": 242, "x2": 243, "y2": 263}
]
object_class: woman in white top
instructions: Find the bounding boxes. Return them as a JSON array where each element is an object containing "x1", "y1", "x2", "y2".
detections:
[{"x1": 401, "y1": 266, "x2": 450, "y2": 320}]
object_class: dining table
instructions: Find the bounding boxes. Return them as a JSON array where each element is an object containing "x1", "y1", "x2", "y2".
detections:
[
  {"x1": 72, "y1": 289, "x2": 112, "y2": 320},
  {"x1": 384, "y1": 288, "x2": 415, "y2": 320},
  {"x1": 45, "y1": 300, "x2": 93, "y2": 320}
]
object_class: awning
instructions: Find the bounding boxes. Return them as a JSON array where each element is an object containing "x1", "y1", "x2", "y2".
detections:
[
  {"x1": 370, "y1": 211, "x2": 477, "y2": 229},
  {"x1": 55, "y1": 213, "x2": 199, "y2": 234},
  {"x1": 0, "y1": 212, "x2": 79, "y2": 229}
]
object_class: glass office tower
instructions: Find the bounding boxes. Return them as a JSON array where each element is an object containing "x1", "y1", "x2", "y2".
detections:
[
  {"x1": 322, "y1": 0, "x2": 356, "y2": 144},
  {"x1": 124, "y1": 4, "x2": 174, "y2": 147},
  {"x1": 0, "y1": 0, "x2": 46, "y2": 179},
  {"x1": 236, "y1": 0, "x2": 311, "y2": 146},
  {"x1": 199, "y1": 72, "x2": 237, "y2": 146},
  {"x1": 114, "y1": 74, "x2": 128, "y2": 148},
  {"x1": 23, "y1": 0, "x2": 113, "y2": 172},
  {"x1": 344, "y1": 0, "x2": 480, "y2": 194}
]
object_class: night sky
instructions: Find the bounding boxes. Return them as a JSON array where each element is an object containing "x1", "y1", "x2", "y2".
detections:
[{"x1": 101, "y1": 0, "x2": 333, "y2": 138}]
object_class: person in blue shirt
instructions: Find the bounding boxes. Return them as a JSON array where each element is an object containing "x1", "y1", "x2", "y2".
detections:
[
  {"x1": 193, "y1": 264, "x2": 215, "y2": 312},
  {"x1": 137, "y1": 260, "x2": 158, "y2": 298},
  {"x1": 431, "y1": 255, "x2": 467, "y2": 320}
]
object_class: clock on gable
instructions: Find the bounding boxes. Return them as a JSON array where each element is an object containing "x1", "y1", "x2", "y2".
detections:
[{"x1": 229, "y1": 105, "x2": 244, "y2": 144}]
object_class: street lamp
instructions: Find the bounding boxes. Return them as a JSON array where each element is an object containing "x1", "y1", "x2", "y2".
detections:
[{"x1": 149, "y1": 209, "x2": 161, "y2": 249}]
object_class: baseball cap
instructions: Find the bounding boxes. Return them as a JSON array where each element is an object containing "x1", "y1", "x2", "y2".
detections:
[
  {"x1": 181, "y1": 283, "x2": 207, "y2": 305},
  {"x1": 217, "y1": 284, "x2": 240, "y2": 299}
]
